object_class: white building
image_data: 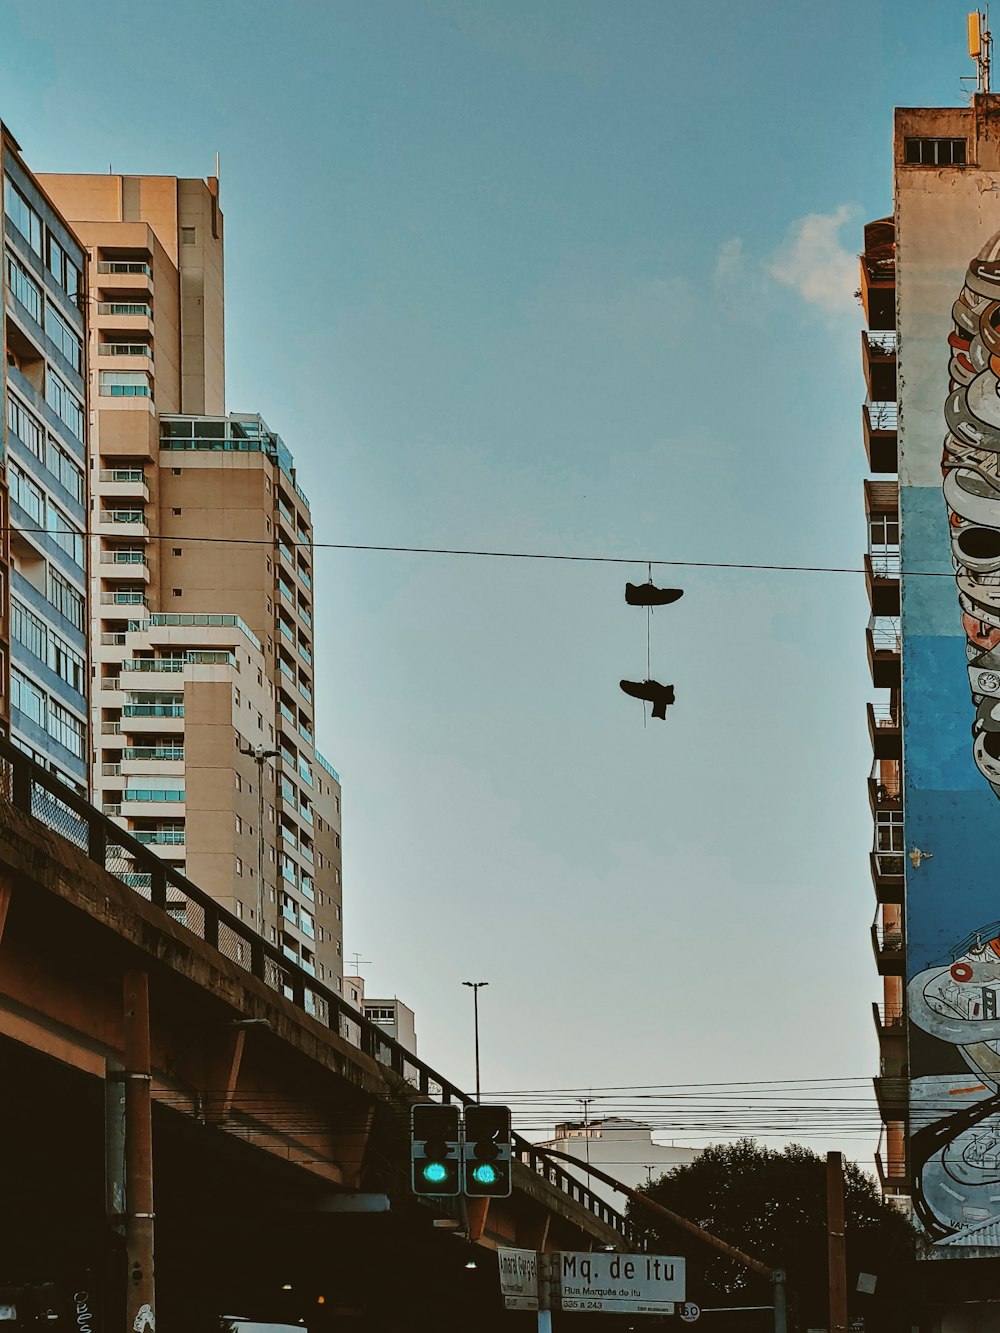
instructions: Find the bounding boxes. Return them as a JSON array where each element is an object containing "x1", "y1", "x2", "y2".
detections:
[
  {"x1": 343, "y1": 974, "x2": 417, "y2": 1056},
  {"x1": 537, "y1": 1117, "x2": 700, "y2": 1211}
]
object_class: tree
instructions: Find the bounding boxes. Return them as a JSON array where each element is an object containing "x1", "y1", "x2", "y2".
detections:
[{"x1": 628, "y1": 1139, "x2": 914, "y2": 1331}]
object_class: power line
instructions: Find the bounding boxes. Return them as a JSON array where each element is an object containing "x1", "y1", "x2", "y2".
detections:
[{"x1": 3, "y1": 523, "x2": 952, "y2": 579}]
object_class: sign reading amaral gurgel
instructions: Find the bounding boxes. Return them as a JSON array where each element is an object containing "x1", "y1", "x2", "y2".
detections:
[
  {"x1": 894, "y1": 101, "x2": 1000, "y2": 1257},
  {"x1": 554, "y1": 1252, "x2": 684, "y2": 1313}
]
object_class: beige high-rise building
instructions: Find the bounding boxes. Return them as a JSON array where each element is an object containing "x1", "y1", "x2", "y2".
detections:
[{"x1": 41, "y1": 173, "x2": 344, "y2": 993}]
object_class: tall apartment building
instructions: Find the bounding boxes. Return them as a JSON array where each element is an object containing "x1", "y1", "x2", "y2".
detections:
[
  {"x1": 862, "y1": 93, "x2": 1000, "y2": 1304},
  {"x1": 40, "y1": 173, "x2": 344, "y2": 992},
  {"x1": 1, "y1": 124, "x2": 90, "y2": 792}
]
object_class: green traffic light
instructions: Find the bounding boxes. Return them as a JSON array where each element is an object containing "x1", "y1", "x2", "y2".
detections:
[
  {"x1": 472, "y1": 1164, "x2": 498, "y2": 1185},
  {"x1": 423, "y1": 1162, "x2": 448, "y2": 1184}
]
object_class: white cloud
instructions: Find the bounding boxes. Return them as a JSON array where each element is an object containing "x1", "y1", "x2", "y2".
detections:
[{"x1": 767, "y1": 205, "x2": 859, "y2": 315}]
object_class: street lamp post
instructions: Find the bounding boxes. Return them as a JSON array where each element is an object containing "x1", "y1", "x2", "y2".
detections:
[
  {"x1": 238, "y1": 743, "x2": 279, "y2": 943},
  {"x1": 462, "y1": 981, "x2": 488, "y2": 1102}
]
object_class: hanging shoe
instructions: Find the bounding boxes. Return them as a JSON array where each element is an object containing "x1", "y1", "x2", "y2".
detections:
[
  {"x1": 619, "y1": 679, "x2": 675, "y2": 720},
  {"x1": 625, "y1": 583, "x2": 684, "y2": 607}
]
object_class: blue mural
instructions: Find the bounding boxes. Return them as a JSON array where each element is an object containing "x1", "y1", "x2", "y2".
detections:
[{"x1": 906, "y1": 231, "x2": 1000, "y2": 1250}]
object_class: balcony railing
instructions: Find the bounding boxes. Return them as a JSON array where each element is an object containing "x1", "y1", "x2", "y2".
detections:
[
  {"x1": 866, "y1": 331, "x2": 898, "y2": 355},
  {"x1": 874, "y1": 923, "x2": 905, "y2": 952},
  {"x1": 122, "y1": 747, "x2": 184, "y2": 762},
  {"x1": 133, "y1": 829, "x2": 186, "y2": 845},
  {"x1": 99, "y1": 344, "x2": 151, "y2": 358},
  {"x1": 102, "y1": 551, "x2": 146, "y2": 565},
  {"x1": 866, "y1": 401, "x2": 898, "y2": 431},
  {"x1": 873, "y1": 1003, "x2": 906, "y2": 1030},
  {"x1": 98, "y1": 303, "x2": 152, "y2": 317},
  {"x1": 98, "y1": 261, "x2": 152, "y2": 276},
  {"x1": 100, "y1": 509, "x2": 147, "y2": 526},
  {"x1": 124, "y1": 789, "x2": 185, "y2": 804},
  {"x1": 871, "y1": 701, "x2": 899, "y2": 727},
  {"x1": 101, "y1": 592, "x2": 147, "y2": 606},
  {"x1": 100, "y1": 469, "x2": 146, "y2": 483},
  {"x1": 868, "y1": 549, "x2": 900, "y2": 578},
  {"x1": 122, "y1": 704, "x2": 184, "y2": 718},
  {"x1": 869, "y1": 617, "x2": 900, "y2": 652}
]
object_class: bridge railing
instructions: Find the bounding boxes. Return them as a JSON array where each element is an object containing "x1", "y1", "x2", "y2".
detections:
[{"x1": 0, "y1": 736, "x2": 632, "y2": 1241}]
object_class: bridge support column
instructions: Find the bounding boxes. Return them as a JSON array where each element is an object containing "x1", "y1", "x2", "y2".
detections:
[{"x1": 124, "y1": 971, "x2": 155, "y2": 1332}]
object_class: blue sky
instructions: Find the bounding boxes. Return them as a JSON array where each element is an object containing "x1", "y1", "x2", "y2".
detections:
[{"x1": 0, "y1": 0, "x2": 976, "y2": 1164}]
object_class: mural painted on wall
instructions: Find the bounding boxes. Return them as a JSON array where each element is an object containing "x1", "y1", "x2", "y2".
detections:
[
  {"x1": 943, "y1": 231, "x2": 1000, "y2": 793},
  {"x1": 905, "y1": 231, "x2": 1000, "y2": 1251}
]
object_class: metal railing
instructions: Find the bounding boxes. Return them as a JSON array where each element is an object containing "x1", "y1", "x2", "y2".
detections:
[
  {"x1": 873, "y1": 1003, "x2": 905, "y2": 1030},
  {"x1": 0, "y1": 735, "x2": 631, "y2": 1240},
  {"x1": 872, "y1": 851, "x2": 904, "y2": 877},
  {"x1": 866, "y1": 401, "x2": 898, "y2": 431},
  {"x1": 868, "y1": 550, "x2": 900, "y2": 578},
  {"x1": 98, "y1": 261, "x2": 152, "y2": 276},
  {"x1": 866, "y1": 331, "x2": 898, "y2": 355},
  {"x1": 98, "y1": 303, "x2": 151, "y2": 317},
  {"x1": 869, "y1": 616, "x2": 900, "y2": 652},
  {"x1": 871, "y1": 701, "x2": 899, "y2": 726}
]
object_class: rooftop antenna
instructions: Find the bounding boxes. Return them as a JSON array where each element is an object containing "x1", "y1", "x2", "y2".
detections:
[
  {"x1": 969, "y1": 10, "x2": 992, "y2": 93},
  {"x1": 347, "y1": 953, "x2": 371, "y2": 976},
  {"x1": 214, "y1": 150, "x2": 221, "y2": 181}
]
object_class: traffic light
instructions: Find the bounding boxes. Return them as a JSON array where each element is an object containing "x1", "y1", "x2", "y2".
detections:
[
  {"x1": 411, "y1": 1103, "x2": 461, "y2": 1195},
  {"x1": 463, "y1": 1103, "x2": 512, "y2": 1197}
]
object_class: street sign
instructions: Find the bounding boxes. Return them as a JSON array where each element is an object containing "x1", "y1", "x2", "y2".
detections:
[
  {"x1": 497, "y1": 1247, "x2": 539, "y2": 1311},
  {"x1": 553, "y1": 1252, "x2": 685, "y2": 1314},
  {"x1": 679, "y1": 1301, "x2": 701, "y2": 1322}
]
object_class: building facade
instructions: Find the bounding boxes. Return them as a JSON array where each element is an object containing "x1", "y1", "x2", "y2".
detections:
[
  {"x1": 865, "y1": 97, "x2": 1000, "y2": 1299},
  {"x1": 1, "y1": 125, "x2": 90, "y2": 793},
  {"x1": 536, "y1": 1118, "x2": 700, "y2": 1211},
  {"x1": 40, "y1": 174, "x2": 344, "y2": 990}
]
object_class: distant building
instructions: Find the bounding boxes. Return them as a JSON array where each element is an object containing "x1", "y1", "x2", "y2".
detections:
[
  {"x1": 343, "y1": 974, "x2": 417, "y2": 1056},
  {"x1": 537, "y1": 1117, "x2": 700, "y2": 1210}
]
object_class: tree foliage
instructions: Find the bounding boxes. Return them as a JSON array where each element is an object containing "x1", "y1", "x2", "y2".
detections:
[{"x1": 628, "y1": 1139, "x2": 914, "y2": 1330}]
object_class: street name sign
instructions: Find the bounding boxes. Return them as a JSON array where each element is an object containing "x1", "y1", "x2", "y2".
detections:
[
  {"x1": 554, "y1": 1251, "x2": 685, "y2": 1314},
  {"x1": 497, "y1": 1247, "x2": 539, "y2": 1311}
]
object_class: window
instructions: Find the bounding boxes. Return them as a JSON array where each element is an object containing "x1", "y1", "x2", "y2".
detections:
[
  {"x1": 4, "y1": 174, "x2": 42, "y2": 253},
  {"x1": 172, "y1": 547, "x2": 182, "y2": 556},
  {"x1": 11, "y1": 667, "x2": 46, "y2": 726},
  {"x1": 172, "y1": 508, "x2": 182, "y2": 515},
  {"x1": 12, "y1": 599, "x2": 46, "y2": 660},
  {"x1": 48, "y1": 701, "x2": 84, "y2": 757},
  {"x1": 905, "y1": 137, "x2": 967, "y2": 165},
  {"x1": 45, "y1": 439, "x2": 85, "y2": 504},
  {"x1": 235, "y1": 857, "x2": 243, "y2": 877},
  {"x1": 875, "y1": 809, "x2": 904, "y2": 853},
  {"x1": 45, "y1": 304, "x2": 82, "y2": 372},
  {"x1": 48, "y1": 567, "x2": 85, "y2": 630},
  {"x1": 99, "y1": 370, "x2": 150, "y2": 398},
  {"x1": 9, "y1": 460, "x2": 44, "y2": 524},
  {"x1": 172, "y1": 588, "x2": 181, "y2": 597},
  {"x1": 46, "y1": 504, "x2": 84, "y2": 567},
  {"x1": 234, "y1": 899, "x2": 243, "y2": 918},
  {"x1": 46, "y1": 235, "x2": 79, "y2": 298},
  {"x1": 46, "y1": 371, "x2": 84, "y2": 439},
  {"x1": 6, "y1": 395, "x2": 43, "y2": 459},
  {"x1": 5, "y1": 250, "x2": 41, "y2": 322},
  {"x1": 235, "y1": 815, "x2": 243, "y2": 835},
  {"x1": 181, "y1": 226, "x2": 196, "y2": 245}
]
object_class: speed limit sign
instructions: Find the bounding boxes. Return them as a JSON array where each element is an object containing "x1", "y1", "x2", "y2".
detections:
[{"x1": 679, "y1": 1303, "x2": 701, "y2": 1323}]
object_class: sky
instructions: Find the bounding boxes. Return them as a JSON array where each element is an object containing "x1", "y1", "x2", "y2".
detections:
[{"x1": 0, "y1": 0, "x2": 977, "y2": 1172}]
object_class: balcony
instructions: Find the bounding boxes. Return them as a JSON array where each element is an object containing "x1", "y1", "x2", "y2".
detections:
[
  {"x1": 97, "y1": 508, "x2": 148, "y2": 538},
  {"x1": 96, "y1": 302, "x2": 153, "y2": 338},
  {"x1": 101, "y1": 552, "x2": 150, "y2": 583},
  {"x1": 859, "y1": 219, "x2": 895, "y2": 330},
  {"x1": 872, "y1": 920, "x2": 906, "y2": 976},
  {"x1": 867, "y1": 616, "x2": 900, "y2": 690},
  {"x1": 133, "y1": 828, "x2": 185, "y2": 846},
  {"x1": 99, "y1": 468, "x2": 149, "y2": 502},
  {"x1": 862, "y1": 330, "x2": 898, "y2": 403},
  {"x1": 865, "y1": 550, "x2": 900, "y2": 617},
  {"x1": 872, "y1": 1074, "x2": 907, "y2": 1121},
  {"x1": 872, "y1": 1002, "x2": 906, "y2": 1037},
  {"x1": 122, "y1": 703, "x2": 184, "y2": 718},
  {"x1": 868, "y1": 701, "x2": 901, "y2": 759},
  {"x1": 100, "y1": 592, "x2": 148, "y2": 620},
  {"x1": 862, "y1": 401, "x2": 898, "y2": 475},
  {"x1": 874, "y1": 1150, "x2": 910, "y2": 1195}
]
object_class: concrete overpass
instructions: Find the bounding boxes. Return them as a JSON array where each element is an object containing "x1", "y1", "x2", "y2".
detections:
[{"x1": 0, "y1": 738, "x2": 629, "y2": 1330}]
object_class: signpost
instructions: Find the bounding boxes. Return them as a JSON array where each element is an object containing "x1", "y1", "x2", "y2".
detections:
[
  {"x1": 498, "y1": 1248, "x2": 539, "y2": 1312},
  {"x1": 551, "y1": 1251, "x2": 684, "y2": 1315}
]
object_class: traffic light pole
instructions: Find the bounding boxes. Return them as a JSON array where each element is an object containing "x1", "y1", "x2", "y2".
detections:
[{"x1": 535, "y1": 1145, "x2": 787, "y2": 1333}]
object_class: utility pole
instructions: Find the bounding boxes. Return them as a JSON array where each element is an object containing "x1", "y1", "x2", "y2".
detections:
[
  {"x1": 123, "y1": 971, "x2": 155, "y2": 1332},
  {"x1": 462, "y1": 981, "x2": 488, "y2": 1102},
  {"x1": 238, "y1": 743, "x2": 279, "y2": 945},
  {"x1": 827, "y1": 1151, "x2": 848, "y2": 1333}
]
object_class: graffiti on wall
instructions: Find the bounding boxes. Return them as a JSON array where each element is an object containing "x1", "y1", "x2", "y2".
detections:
[{"x1": 943, "y1": 233, "x2": 1000, "y2": 795}]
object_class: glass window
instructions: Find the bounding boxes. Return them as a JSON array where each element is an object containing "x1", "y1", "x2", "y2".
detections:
[
  {"x1": 45, "y1": 304, "x2": 82, "y2": 372},
  {"x1": 47, "y1": 567, "x2": 85, "y2": 631},
  {"x1": 47, "y1": 235, "x2": 65, "y2": 284},
  {"x1": 46, "y1": 504, "x2": 84, "y2": 568},
  {"x1": 49, "y1": 634, "x2": 85, "y2": 694},
  {"x1": 99, "y1": 371, "x2": 151, "y2": 398},
  {"x1": 3, "y1": 174, "x2": 42, "y2": 253},
  {"x1": 45, "y1": 371, "x2": 84, "y2": 439},
  {"x1": 6, "y1": 395, "x2": 44, "y2": 460},
  {"x1": 9, "y1": 460, "x2": 45, "y2": 525},
  {"x1": 45, "y1": 438, "x2": 85, "y2": 504},
  {"x1": 4, "y1": 250, "x2": 41, "y2": 322},
  {"x1": 11, "y1": 667, "x2": 46, "y2": 727},
  {"x1": 48, "y1": 700, "x2": 84, "y2": 757},
  {"x1": 11, "y1": 599, "x2": 46, "y2": 661}
]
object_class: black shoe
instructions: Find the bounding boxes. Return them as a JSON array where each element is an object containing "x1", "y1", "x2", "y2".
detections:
[
  {"x1": 625, "y1": 583, "x2": 684, "y2": 607},
  {"x1": 619, "y1": 679, "x2": 675, "y2": 720}
]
